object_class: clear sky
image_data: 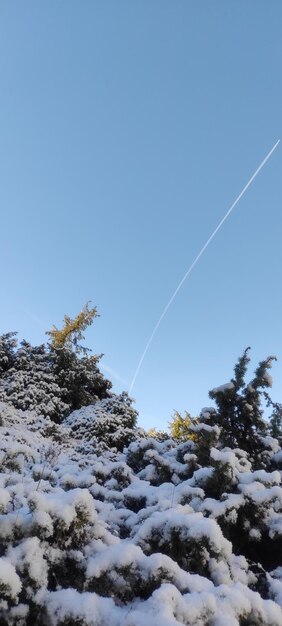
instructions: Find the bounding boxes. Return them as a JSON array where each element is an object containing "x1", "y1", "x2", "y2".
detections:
[{"x1": 0, "y1": 1, "x2": 281, "y2": 431}]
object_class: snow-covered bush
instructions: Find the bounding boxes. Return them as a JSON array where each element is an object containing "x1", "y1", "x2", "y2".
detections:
[
  {"x1": 208, "y1": 349, "x2": 277, "y2": 464},
  {"x1": 65, "y1": 392, "x2": 141, "y2": 452},
  {"x1": 0, "y1": 332, "x2": 111, "y2": 423},
  {"x1": 0, "y1": 400, "x2": 282, "y2": 625},
  {"x1": 0, "y1": 344, "x2": 282, "y2": 625}
]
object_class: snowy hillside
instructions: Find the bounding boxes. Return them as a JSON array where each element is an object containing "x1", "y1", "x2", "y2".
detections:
[{"x1": 1, "y1": 399, "x2": 282, "y2": 626}]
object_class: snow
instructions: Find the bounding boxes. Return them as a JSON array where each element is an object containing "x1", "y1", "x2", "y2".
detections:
[
  {"x1": 0, "y1": 402, "x2": 282, "y2": 624},
  {"x1": 133, "y1": 508, "x2": 233, "y2": 568},
  {"x1": 210, "y1": 447, "x2": 252, "y2": 474},
  {"x1": 6, "y1": 537, "x2": 48, "y2": 590},
  {"x1": 0, "y1": 487, "x2": 10, "y2": 512},
  {"x1": 238, "y1": 470, "x2": 281, "y2": 486},
  {"x1": 0, "y1": 558, "x2": 22, "y2": 600},
  {"x1": 264, "y1": 372, "x2": 273, "y2": 387},
  {"x1": 211, "y1": 383, "x2": 235, "y2": 394},
  {"x1": 40, "y1": 583, "x2": 282, "y2": 626},
  {"x1": 42, "y1": 589, "x2": 123, "y2": 626}
]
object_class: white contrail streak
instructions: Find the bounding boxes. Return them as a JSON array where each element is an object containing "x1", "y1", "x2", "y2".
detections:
[
  {"x1": 22, "y1": 309, "x2": 48, "y2": 329},
  {"x1": 129, "y1": 139, "x2": 280, "y2": 394},
  {"x1": 100, "y1": 363, "x2": 130, "y2": 387}
]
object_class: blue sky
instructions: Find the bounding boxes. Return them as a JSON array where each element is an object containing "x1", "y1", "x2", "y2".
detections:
[{"x1": 0, "y1": 1, "x2": 281, "y2": 430}]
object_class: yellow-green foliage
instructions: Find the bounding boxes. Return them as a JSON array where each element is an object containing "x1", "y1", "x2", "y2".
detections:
[
  {"x1": 147, "y1": 427, "x2": 168, "y2": 441},
  {"x1": 169, "y1": 411, "x2": 198, "y2": 442},
  {"x1": 46, "y1": 302, "x2": 98, "y2": 353}
]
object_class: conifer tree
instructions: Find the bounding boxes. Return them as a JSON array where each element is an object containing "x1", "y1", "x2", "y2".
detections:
[
  {"x1": 0, "y1": 332, "x2": 17, "y2": 373},
  {"x1": 208, "y1": 348, "x2": 276, "y2": 455},
  {"x1": 46, "y1": 302, "x2": 98, "y2": 353},
  {"x1": 0, "y1": 304, "x2": 112, "y2": 422},
  {"x1": 46, "y1": 303, "x2": 111, "y2": 417},
  {"x1": 265, "y1": 395, "x2": 282, "y2": 443},
  {"x1": 51, "y1": 347, "x2": 111, "y2": 416},
  {"x1": 269, "y1": 406, "x2": 282, "y2": 443},
  {"x1": 169, "y1": 411, "x2": 197, "y2": 442},
  {"x1": 146, "y1": 427, "x2": 168, "y2": 441},
  {"x1": 0, "y1": 340, "x2": 69, "y2": 419}
]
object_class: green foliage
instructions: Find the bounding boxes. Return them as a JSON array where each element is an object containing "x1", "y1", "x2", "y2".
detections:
[
  {"x1": 50, "y1": 347, "x2": 111, "y2": 419},
  {"x1": 269, "y1": 406, "x2": 282, "y2": 443},
  {"x1": 208, "y1": 348, "x2": 276, "y2": 456},
  {"x1": 46, "y1": 304, "x2": 112, "y2": 419},
  {"x1": 0, "y1": 332, "x2": 17, "y2": 373},
  {"x1": 0, "y1": 340, "x2": 69, "y2": 420},
  {"x1": 65, "y1": 392, "x2": 139, "y2": 452},
  {"x1": 1, "y1": 314, "x2": 282, "y2": 626},
  {"x1": 0, "y1": 305, "x2": 111, "y2": 422},
  {"x1": 146, "y1": 427, "x2": 168, "y2": 441},
  {"x1": 169, "y1": 411, "x2": 198, "y2": 442},
  {"x1": 46, "y1": 302, "x2": 98, "y2": 354},
  {"x1": 264, "y1": 394, "x2": 282, "y2": 443}
]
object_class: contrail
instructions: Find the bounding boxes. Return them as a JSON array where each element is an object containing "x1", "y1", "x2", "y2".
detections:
[
  {"x1": 100, "y1": 363, "x2": 130, "y2": 387},
  {"x1": 22, "y1": 309, "x2": 48, "y2": 329},
  {"x1": 129, "y1": 139, "x2": 280, "y2": 394}
]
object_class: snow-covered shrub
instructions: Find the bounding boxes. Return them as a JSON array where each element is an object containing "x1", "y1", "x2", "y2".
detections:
[
  {"x1": 50, "y1": 346, "x2": 111, "y2": 418},
  {"x1": 85, "y1": 543, "x2": 213, "y2": 601},
  {"x1": 65, "y1": 392, "x2": 140, "y2": 452},
  {"x1": 208, "y1": 349, "x2": 276, "y2": 463},
  {"x1": 0, "y1": 332, "x2": 111, "y2": 423},
  {"x1": 203, "y1": 447, "x2": 250, "y2": 499},
  {"x1": 190, "y1": 419, "x2": 221, "y2": 467},
  {"x1": 0, "y1": 333, "x2": 17, "y2": 375},
  {"x1": 0, "y1": 341, "x2": 70, "y2": 421},
  {"x1": 0, "y1": 558, "x2": 22, "y2": 602},
  {"x1": 0, "y1": 344, "x2": 282, "y2": 625},
  {"x1": 133, "y1": 507, "x2": 237, "y2": 581}
]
